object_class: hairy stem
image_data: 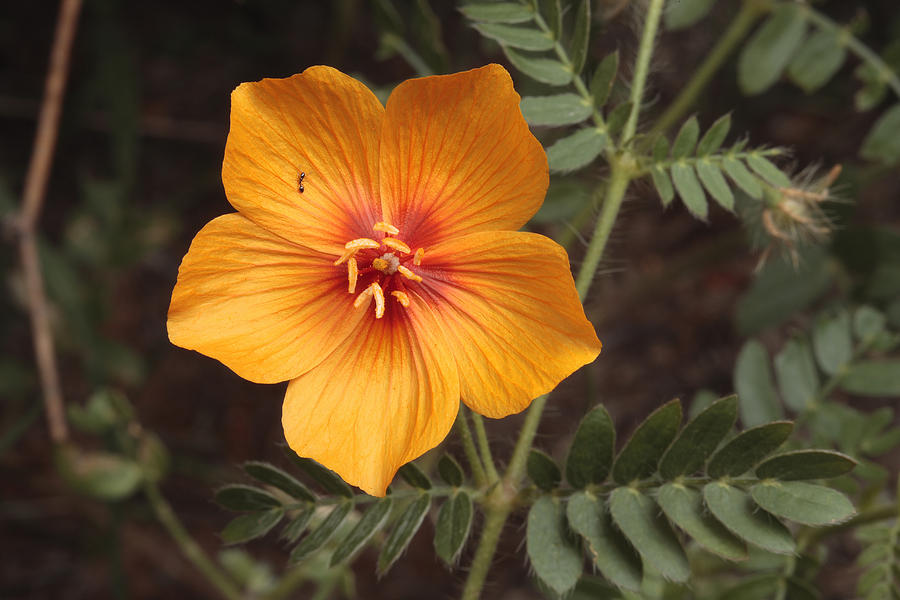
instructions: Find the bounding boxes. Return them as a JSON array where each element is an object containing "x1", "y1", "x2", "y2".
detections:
[
  {"x1": 650, "y1": 0, "x2": 764, "y2": 138},
  {"x1": 471, "y1": 412, "x2": 500, "y2": 483},
  {"x1": 622, "y1": 0, "x2": 666, "y2": 143},
  {"x1": 143, "y1": 480, "x2": 242, "y2": 600},
  {"x1": 455, "y1": 408, "x2": 487, "y2": 488}
]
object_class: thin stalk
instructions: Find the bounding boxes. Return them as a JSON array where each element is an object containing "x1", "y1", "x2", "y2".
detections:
[
  {"x1": 455, "y1": 408, "x2": 487, "y2": 488},
  {"x1": 650, "y1": 0, "x2": 764, "y2": 137},
  {"x1": 470, "y1": 412, "x2": 500, "y2": 483},
  {"x1": 143, "y1": 481, "x2": 242, "y2": 600},
  {"x1": 622, "y1": 0, "x2": 666, "y2": 143},
  {"x1": 459, "y1": 489, "x2": 512, "y2": 600}
]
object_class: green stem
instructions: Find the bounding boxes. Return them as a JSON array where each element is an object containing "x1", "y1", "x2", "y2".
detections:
[
  {"x1": 471, "y1": 412, "x2": 500, "y2": 483},
  {"x1": 622, "y1": 0, "x2": 666, "y2": 143},
  {"x1": 650, "y1": 0, "x2": 764, "y2": 138},
  {"x1": 143, "y1": 480, "x2": 242, "y2": 600},
  {"x1": 459, "y1": 489, "x2": 513, "y2": 600},
  {"x1": 456, "y1": 408, "x2": 487, "y2": 488}
]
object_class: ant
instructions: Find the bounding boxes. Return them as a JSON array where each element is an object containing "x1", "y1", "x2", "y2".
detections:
[{"x1": 298, "y1": 171, "x2": 306, "y2": 194}]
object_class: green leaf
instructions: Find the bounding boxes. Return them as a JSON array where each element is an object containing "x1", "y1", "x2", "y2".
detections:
[
  {"x1": 538, "y1": 0, "x2": 561, "y2": 40},
  {"x1": 504, "y1": 47, "x2": 572, "y2": 86},
  {"x1": 243, "y1": 462, "x2": 315, "y2": 502},
  {"x1": 609, "y1": 487, "x2": 690, "y2": 582},
  {"x1": 734, "y1": 340, "x2": 783, "y2": 427},
  {"x1": 722, "y1": 158, "x2": 763, "y2": 199},
  {"x1": 812, "y1": 310, "x2": 853, "y2": 376},
  {"x1": 750, "y1": 481, "x2": 855, "y2": 526},
  {"x1": 696, "y1": 113, "x2": 732, "y2": 156},
  {"x1": 855, "y1": 63, "x2": 888, "y2": 112},
  {"x1": 330, "y1": 497, "x2": 393, "y2": 566},
  {"x1": 840, "y1": 361, "x2": 900, "y2": 397},
  {"x1": 651, "y1": 166, "x2": 675, "y2": 207},
  {"x1": 660, "y1": 395, "x2": 738, "y2": 479},
  {"x1": 290, "y1": 500, "x2": 354, "y2": 562},
  {"x1": 280, "y1": 505, "x2": 314, "y2": 543},
  {"x1": 589, "y1": 52, "x2": 619, "y2": 108},
  {"x1": 398, "y1": 462, "x2": 432, "y2": 490},
  {"x1": 565, "y1": 405, "x2": 615, "y2": 488},
  {"x1": 606, "y1": 102, "x2": 632, "y2": 137},
  {"x1": 57, "y1": 447, "x2": 143, "y2": 501},
  {"x1": 613, "y1": 399, "x2": 682, "y2": 484},
  {"x1": 664, "y1": 0, "x2": 716, "y2": 30},
  {"x1": 774, "y1": 337, "x2": 819, "y2": 412},
  {"x1": 707, "y1": 421, "x2": 794, "y2": 478},
  {"x1": 527, "y1": 449, "x2": 562, "y2": 491},
  {"x1": 671, "y1": 163, "x2": 708, "y2": 220},
  {"x1": 438, "y1": 454, "x2": 464, "y2": 487},
  {"x1": 459, "y1": 2, "x2": 535, "y2": 24},
  {"x1": 696, "y1": 161, "x2": 735, "y2": 211},
  {"x1": 861, "y1": 104, "x2": 900, "y2": 165},
  {"x1": 569, "y1": 0, "x2": 591, "y2": 75},
  {"x1": 215, "y1": 485, "x2": 282, "y2": 512},
  {"x1": 547, "y1": 128, "x2": 607, "y2": 172},
  {"x1": 378, "y1": 493, "x2": 431, "y2": 574},
  {"x1": 788, "y1": 29, "x2": 846, "y2": 93},
  {"x1": 222, "y1": 508, "x2": 283, "y2": 545},
  {"x1": 474, "y1": 22, "x2": 555, "y2": 51},
  {"x1": 520, "y1": 93, "x2": 593, "y2": 126},
  {"x1": 566, "y1": 491, "x2": 642, "y2": 591},
  {"x1": 527, "y1": 496, "x2": 583, "y2": 596},
  {"x1": 657, "y1": 483, "x2": 747, "y2": 561},
  {"x1": 671, "y1": 117, "x2": 700, "y2": 159},
  {"x1": 703, "y1": 483, "x2": 795, "y2": 554},
  {"x1": 755, "y1": 450, "x2": 856, "y2": 480},
  {"x1": 853, "y1": 305, "x2": 887, "y2": 343},
  {"x1": 718, "y1": 575, "x2": 780, "y2": 600},
  {"x1": 533, "y1": 177, "x2": 590, "y2": 223},
  {"x1": 745, "y1": 154, "x2": 792, "y2": 188},
  {"x1": 434, "y1": 491, "x2": 474, "y2": 565},
  {"x1": 287, "y1": 454, "x2": 354, "y2": 498},
  {"x1": 737, "y1": 5, "x2": 807, "y2": 95}
]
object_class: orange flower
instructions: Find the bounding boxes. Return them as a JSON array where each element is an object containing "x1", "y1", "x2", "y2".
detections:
[{"x1": 167, "y1": 65, "x2": 601, "y2": 496}]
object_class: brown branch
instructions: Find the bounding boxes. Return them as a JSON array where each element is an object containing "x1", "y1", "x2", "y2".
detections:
[{"x1": 17, "y1": 0, "x2": 84, "y2": 444}]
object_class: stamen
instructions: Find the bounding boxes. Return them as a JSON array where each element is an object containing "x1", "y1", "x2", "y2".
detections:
[
  {"x1": 353, "y1": 285, "x2": 373, "y2": 308},
  {"x1": 413, "y1": 248, "x2": 424, "y2": 265},
  {"x1": 373, "y1": 221, "x2": 400, "y2": 235},
  {"x1": 372, "y1": 257, "x2": 389, "y2": 271},
  {"x1": 383, "y1": 238, "x2": 411, "y2": 254},
  {"x1": 391, "y1": 290, "x2": 410, "y2": 307},
  {"x1": 334, "y1": 249, "x2": 356, "y2": 266},
  {"x1": 370, "y1": 282, "x2": 386, "y2": 318},
  {"x1": 347, "y1": 257, "x2": 358, "y2": 293},
  {"x1": 345, "y1": 238, "x2": 380, "y2": 251},
  {"x1": 397, "y1": 265, "x2": 423, "y2": 282}
]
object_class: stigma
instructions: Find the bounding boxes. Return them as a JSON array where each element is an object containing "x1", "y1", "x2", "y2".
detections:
[{"x1": 336, "y1": 222, "x2": 425, "y2": 319}]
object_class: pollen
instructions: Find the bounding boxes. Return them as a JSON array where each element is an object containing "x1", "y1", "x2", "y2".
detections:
[
  {"x1": 383, "y1": 238, "x2": 411, "y2": 254},
  {"x1": 413, "y1": 248, "x2": 424, "y2": 265},
  {"x1": 373, "y1": 221, "x2": 400, "y2": 235},
  {"x1": 391, "y1": 290, "x2": 410, "y2": 307},
  {"x1": 397, "y1": 265, "x2": 422, "y2": 282}
]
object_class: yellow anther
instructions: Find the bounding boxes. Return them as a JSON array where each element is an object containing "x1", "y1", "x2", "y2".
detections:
[
  {"x1": 353, "y1": 284, "x2": 373, "y2": 308},
  {"x1": 373, "y1": 221, "x2": 400, "y2": 235},
  {"x1": 397, "y1": 265, "x2": 422, "y2": 282},
  {"x1": 382, "y1": 238, "x2": 411, "y2": 254},
  {"x1": 413, "y1": 248, "x2": 424, "y2": 265},
  {"x1": 372, "y1": 257, "x2": 389, "y2": 271},
  {"x1": 347, "y1": 257, "x2": 358, "y2": 293},
  {"x1": 370, "y1": 282, "x2": 386, "y2": 318},
  {"x1": 345, "y1": 238, "x2": 380, "y2": 251},
  {"x1": 391, "y1": 290, "x2": 410, "y2": 307}
]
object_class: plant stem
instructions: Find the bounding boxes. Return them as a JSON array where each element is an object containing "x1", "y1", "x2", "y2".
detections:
[
  {"x1": 622, "y1": 0, "x2": 666, "y2": 143},
  {"x1": 470, "y1": 412, "x2": 500, "y2": 483},
  {"x1": 459, "y1": 489, "x2": 513, "y2": 600},
  {"x1": 650, "y1": 0, "x2": 764, "y2": 138},
  {"x1": 455, "y1": 408, "x2": 487, "y2": 488},
  {"x1": 143, "y1": 480, "x2": 242, "y2": 600}
]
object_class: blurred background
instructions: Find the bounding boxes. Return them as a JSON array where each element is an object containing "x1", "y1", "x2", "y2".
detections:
[{"x1": 2, "y1": 0, "x2": 900, "y2": 598}]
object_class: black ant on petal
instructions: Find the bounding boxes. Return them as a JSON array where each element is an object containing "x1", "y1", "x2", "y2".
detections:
[{"x1": 298, "y1": 171, "x2": 306, "y2": 194}]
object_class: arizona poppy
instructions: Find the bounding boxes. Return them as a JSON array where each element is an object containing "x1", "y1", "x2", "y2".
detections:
[{"x1": 168, "y1": 65, "x2": 601, "y2": 496}]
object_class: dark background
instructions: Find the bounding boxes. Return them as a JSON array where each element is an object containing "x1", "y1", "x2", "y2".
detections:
[{"x1": 2, "y1": 1, "x2": 899, "y2": 598}]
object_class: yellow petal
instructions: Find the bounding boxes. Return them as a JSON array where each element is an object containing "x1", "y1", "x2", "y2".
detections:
[
  {"x1": 282, "y1": 302, "x2": 459, "y2": 496},
  {"x1": 223, "y1": 66, "x2": 383, "y2": 253},
  {"x1": 379, "y1": 64, "x2": 547, "y2": 248},
  {"x1": 167, "y1": 214, "x2": 365, "y2": 384},
  {"x1": 422, "y1": 231, "x2": 601, "y2": 418}
]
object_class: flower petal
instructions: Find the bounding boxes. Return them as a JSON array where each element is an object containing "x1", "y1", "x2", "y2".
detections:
[
  {"x1": 167, "y1": 213, "x2": 365, "y2": 384},
  {"x1": 420, "y1": 231, "x2": 601, "y2": 418},
  {"x1": 223, "y1": 66, "x2": 383, "y2": 253},
  {"x1": 282, "y1": 302, "x2": 459, "y2": 497},
  {"x1": 379, "y1": 64, "x2": 547, "y2": 248}
]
